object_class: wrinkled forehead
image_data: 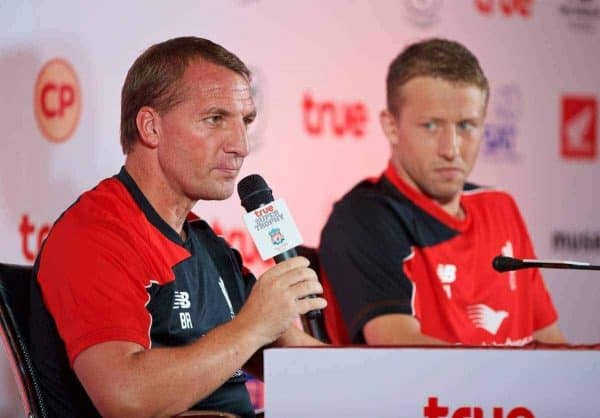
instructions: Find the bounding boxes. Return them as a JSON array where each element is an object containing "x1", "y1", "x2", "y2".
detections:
[
  {"x1": 195, "y1": 82, "x2": 252, "y2": 101},
  {"x1": 182, "y1": 63, "x2": 253, "y2": 105}
]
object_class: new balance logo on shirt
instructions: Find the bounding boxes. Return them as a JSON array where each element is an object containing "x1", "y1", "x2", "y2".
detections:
[
  {"x1": 436, "y1": 264, "x2": 457, "y2": 298},
  {"x1": 173, "y1": 291, "x2": 193, "y2": 329},
  {"x1": 173, "y1": 291, "x2": 191, "y2": 309}
]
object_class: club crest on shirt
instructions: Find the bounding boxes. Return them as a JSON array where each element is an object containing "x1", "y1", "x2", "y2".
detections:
[
  {"x1": 467, "y1": 304, "x2": 509, "y2": 335},
  {"x1": 436, "y1": 264, "x2": 457, "y2": 298}
]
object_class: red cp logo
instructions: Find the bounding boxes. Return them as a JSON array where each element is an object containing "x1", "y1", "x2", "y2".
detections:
[
  {"x1": 34, "y1": 58, "x2": 82, "y2": 143},
  {"x1": 561, "y1": 95, "x2": 597, "y2": 160}
]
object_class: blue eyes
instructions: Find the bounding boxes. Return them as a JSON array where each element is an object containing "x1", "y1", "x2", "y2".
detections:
[
  {"x1": 421, "y1": 121, "x2": 475, "y2": 132},
  {"x1": 458, "y1": 121, "x2": 474, "y2": 130},
  {"x1": 422, "y1": 122, "x2": 437, "y2": 131}
]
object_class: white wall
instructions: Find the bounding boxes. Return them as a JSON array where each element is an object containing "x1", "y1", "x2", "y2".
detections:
[{"x1": 1, "y1": 0, "x2": 599, "y2": 414}]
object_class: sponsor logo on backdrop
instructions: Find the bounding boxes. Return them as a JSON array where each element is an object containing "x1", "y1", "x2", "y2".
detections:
[
  {"x1": 552, "y1": 230, "x2": 600, "y2": 253},
  {"x1": 403, "y1": 0, "x2": 443, "y2": 27},
  {"x1": 482, "y1": 83, "x2": 522, "y2": 161},
  {"x1": 475, "y1": 0, "x2": 534, "y2": 18},
  {"x1": 424, "y1": 396, "x2": 534, "y2": 418},
  {"x1": 19, "y1": 214, "x2": 52, "y2": 262},
  {"x1": 16, "y1": 214, "x2": 274, "y2": 272},
  {"x1": 34, "y1": 59, "x2": 81, "y2": 143},
  {"x1": 558, "y1": 0, "x2": 600, "y2": 33},
  {"x1": 560, "y1": 95, "x2": 597, "y2": 160},
  {"x1": 248, "y1": 66, "x2": 267, "y2": 152},
  {"x1": 303, "y1": 92, "x2": 368, "y2": 138}
]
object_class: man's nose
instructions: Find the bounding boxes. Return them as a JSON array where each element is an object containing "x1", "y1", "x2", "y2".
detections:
[
  {"x1": 438, "y1": 125, "x2": 460, "y2": 160},
  {"x1": 225, "y1": 120, "x2": 250, "y2": 157}
]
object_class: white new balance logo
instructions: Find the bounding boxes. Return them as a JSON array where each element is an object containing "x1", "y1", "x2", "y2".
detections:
[
  {"x1": 173, "y1": 291, "x2": 191, "y2": 309},
  {"x1": 437, "y1": 264, "x2": 456, "y2": 299},
  {"x1": 467, "y1": 304, "x2": 509, "y2": 335}
]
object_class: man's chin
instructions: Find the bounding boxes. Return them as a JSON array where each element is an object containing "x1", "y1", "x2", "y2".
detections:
[{"x1": 190, "y1": 184, "x2": 236, "y2": 202}]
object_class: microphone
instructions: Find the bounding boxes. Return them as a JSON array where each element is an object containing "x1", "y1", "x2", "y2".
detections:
[
  {"x1": 492, "y1": 255, "x2": 600, "y2": 272},
  {"x1": 237, "y1": 174, "x2": 324, "y2": 326},
  {"x1": 238, "y1": 174, "x2": 297, "y2": 263}
]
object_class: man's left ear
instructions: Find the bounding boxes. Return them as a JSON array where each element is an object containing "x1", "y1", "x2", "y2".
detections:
[{"x1": 135, "y1": 106, "x2": 161, "y2": 148}]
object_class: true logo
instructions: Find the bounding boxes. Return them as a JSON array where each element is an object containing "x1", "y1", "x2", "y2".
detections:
[
  {"x1": 303, "y1": 92, "x2": 368, "y2": 138},
  {"x1": 424, "y1": 396, "x2": 534, "y2": 418},
  {"x1": 34, "y1": 58, "x2": 81, "y2": 143},
  {"x1": 475, "y1": 0, "x2": 534, "y2": 18}
]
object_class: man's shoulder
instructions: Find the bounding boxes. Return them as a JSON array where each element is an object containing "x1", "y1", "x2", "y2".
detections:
[
  {"x1": 43, "y1": 176, "x2": 145, "y2": 250},
  {"x1": 332, "y1": 176, "x2": 413, "y2": 216},
  {"x1": 462, "y1": 182, "x2": 519, "y2": 208}
]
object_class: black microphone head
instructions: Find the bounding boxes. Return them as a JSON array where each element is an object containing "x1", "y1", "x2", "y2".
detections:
[
  {"x1": 237, "y1": 174, "x2": 274, "y2": 212},
  {"x1": 492, "y1": 255, "x2": 523, "y2": 272}
]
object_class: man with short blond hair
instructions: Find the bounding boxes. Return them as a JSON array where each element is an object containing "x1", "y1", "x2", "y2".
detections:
[{"x1": 319, "y1": 38, "x2": 564, "y2": 346}]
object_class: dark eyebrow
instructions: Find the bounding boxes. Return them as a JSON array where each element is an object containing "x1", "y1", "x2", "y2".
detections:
[
  {"x1": 202, "y1": 107, "x2": 231, "y2": 117},
  {"x1": 244, "y1": 109, "x2": 257, "y2": 122}
]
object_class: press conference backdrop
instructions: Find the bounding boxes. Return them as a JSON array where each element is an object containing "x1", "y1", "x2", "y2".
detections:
[{"x1": 1, "y1": 0, "x2": 599, "y2": 415}]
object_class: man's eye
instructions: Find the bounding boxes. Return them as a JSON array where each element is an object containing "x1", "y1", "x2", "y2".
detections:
[
  {"x1": 244, "y1": 116, "x2": 255, "y2": 126},
  {"x1": 206, "y1": 115, "x2": 223, "y2": 125},
  {"x1": 458, "y1": 121, "x2": 474, "y2": 131},
  {"x1": 422, "y1": 122, "x2": 437, "y2": 131}
]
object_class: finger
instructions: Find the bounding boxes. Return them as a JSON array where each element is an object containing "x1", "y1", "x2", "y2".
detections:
[
  {"x1": 296, "y1": 297, "x2": 328, "y2": 315},
  {"x1": 290, "y1": 279, "x2": 323, "y2": 299},
  {"x1": 275, "y1": 266, "x2": 319, "y2": 288}
]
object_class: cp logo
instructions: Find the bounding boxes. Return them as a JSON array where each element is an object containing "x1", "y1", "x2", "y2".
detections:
[{"x1": 34, "y1": 58, "x2": 81, "y2": 143}]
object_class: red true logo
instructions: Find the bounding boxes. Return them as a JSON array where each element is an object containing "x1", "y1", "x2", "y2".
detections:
[
  {"x1": 254, "y1": 205, "x2": 274, "y2": 217},
  {"x1": 34, "y1": 58, "x2": 82, "y2": 143},
  {"x1": 475, "y1": 0, "x2": 534, "y2": 17},
  {"x1": 561, "y1": 95, "x2": 597, "y2": 160},
  {"x1": 303, "y1": 92, "x2": 368, "y2": 138},
  {"x1": 424, "y1": 396, "x2": 534, "y2": 418}
]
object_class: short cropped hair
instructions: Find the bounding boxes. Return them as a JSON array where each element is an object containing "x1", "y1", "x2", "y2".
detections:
[
  {"x1": 120, "y1": 36, "x2": 251, "y2": 154},
  {"x1": 386, "y1": 38, "x2": 489, "y2": 115}
]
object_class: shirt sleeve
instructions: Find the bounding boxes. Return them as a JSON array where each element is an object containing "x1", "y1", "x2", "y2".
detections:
[
  {"x1": 318, "y1": 193, "x2": 415, "y2": 343},
  {"x1": 36, "y1": 214, "x2": 155, "y2": 366}
]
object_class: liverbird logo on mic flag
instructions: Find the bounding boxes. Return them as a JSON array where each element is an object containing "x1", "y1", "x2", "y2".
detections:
[
  {"x1": 269, "y1": 228, "x2": 285, "y2": 246},
  {"x1": 467, "y1": 304, "x2": 509, "y2": 335}
]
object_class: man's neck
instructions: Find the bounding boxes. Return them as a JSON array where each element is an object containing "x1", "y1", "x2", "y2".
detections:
[
  {"x1": 124, "y1": 157, "x2": 193, "y2": 239},
  {"x1": 439, "y1": 197, "x2": 464, "y2": 220}
]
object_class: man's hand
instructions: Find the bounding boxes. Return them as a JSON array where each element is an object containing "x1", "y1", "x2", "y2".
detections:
[{"x1": 236, "y1": 256, "x2": 327, "y2": 347}]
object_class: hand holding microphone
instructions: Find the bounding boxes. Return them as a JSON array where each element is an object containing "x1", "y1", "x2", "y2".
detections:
[{"x1": 236, "y1": 174, "x2": 327, "y2": 344}]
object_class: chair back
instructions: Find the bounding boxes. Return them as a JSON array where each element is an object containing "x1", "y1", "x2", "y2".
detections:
[
  {"x1": 296, "y1": 247, "x2": 350, "y2": 345},
  {"x1": 0, "y1": 263, "x2": 47, "y2": 418}
]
